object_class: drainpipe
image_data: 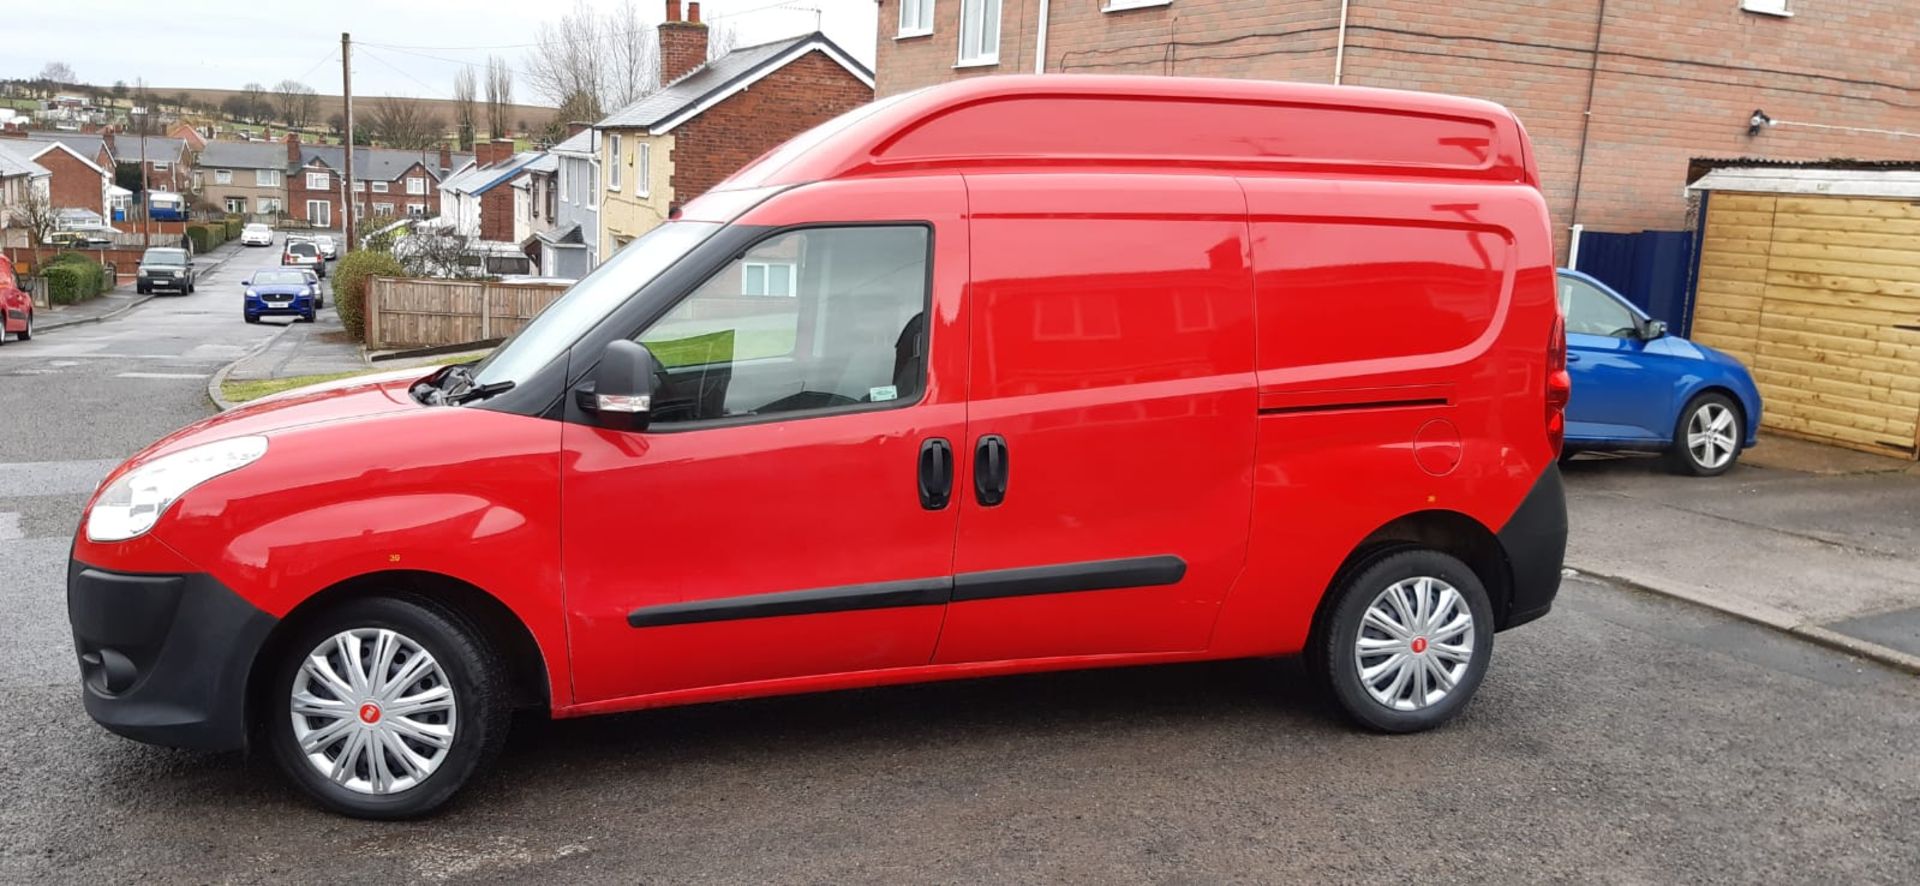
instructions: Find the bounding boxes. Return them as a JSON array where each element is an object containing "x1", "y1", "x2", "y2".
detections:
[
  {"x1": 1333, "y1": 0, "x2": 1351, "y2": 84},
  {"x1": 1035, "y1": 0, "x2": 1052, "y2": 74},
  {"x1": 1567, "y1": 0, "x2": 1607, "y2": 265}
]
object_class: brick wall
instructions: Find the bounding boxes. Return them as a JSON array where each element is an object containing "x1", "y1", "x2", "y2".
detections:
[
  {"x1": 480, "y1": 186, "x2": 516, "y2": 241},
  {"x1": 875, "y1": 0, "x2": 1920, "y2": 260},
  {"x1": 33, "y1": 148, "x2": 105, "y2": 214},
  {"x1": 285, "y1": 164, "x2": 341, "y2": 227},
  {"x1": 669, "y1": 50, "x2": 874, "y2": 214}
]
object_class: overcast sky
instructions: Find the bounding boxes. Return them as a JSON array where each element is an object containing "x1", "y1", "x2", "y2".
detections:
[{"x1": 5, "y1": 0, "x2": 877, "y2": 105}]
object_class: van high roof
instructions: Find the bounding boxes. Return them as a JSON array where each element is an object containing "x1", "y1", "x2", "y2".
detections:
[{"x1": 719, "y1": 74, "x2": 1538, "y2": 191}]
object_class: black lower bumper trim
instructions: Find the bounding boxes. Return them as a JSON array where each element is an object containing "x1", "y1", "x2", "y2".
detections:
[
  {"x1": 1494, "y1": 464, "x2": 1568, "y2": 630},
  {"x1": 68, "y1": 563, "x2": 277, "y2": 752}
]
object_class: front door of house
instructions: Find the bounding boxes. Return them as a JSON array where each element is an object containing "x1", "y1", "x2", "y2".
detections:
[
  {"x1": 306, "y1": 201, "x2": 330, "y2": 229},
  {"x1": 225, "y1": 197, "x2": 247, "y2": 215}
]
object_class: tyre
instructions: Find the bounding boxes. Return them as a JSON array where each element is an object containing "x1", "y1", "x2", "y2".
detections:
[
  {"x1": 245, "y1": 312, "x2": 260, "y2": 324},
  {"x1": 188, "y1": 282, "x2": 197, "y2": 294},
  {"x1": 1310, "y1": 548, "x2": 1494, "y2": 733},
  {"x1": 300, "y1": 311, "x2": 316, "y2": 323},
  {"x1": 137, "y1": 283, "x2": 149, "y2": 295},
  {"x1": 266, "y1": 595, "x2": 509, "y2": 820},
  {"x1": 1667, "y1": 392, "x2": 1742, "y2": 477},
  {"x1": 17, "y1": 309, "x2": 30, "y2": 341}
]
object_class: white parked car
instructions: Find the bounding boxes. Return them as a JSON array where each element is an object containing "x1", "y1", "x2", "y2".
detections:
[
  {"x1": 240, "y1": 224, "x2": 275, "y2": 247},
  {"x1": 312, "y1": 234, "x2": 338, "y2": 260}
]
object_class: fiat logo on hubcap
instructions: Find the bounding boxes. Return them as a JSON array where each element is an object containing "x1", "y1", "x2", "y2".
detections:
[
  {"x1": 359, "y1": 702, "x2": 382, "y2": 724},
  {"x1": 1410, "y1": 637, "x2": 1429, "y2": 654}
]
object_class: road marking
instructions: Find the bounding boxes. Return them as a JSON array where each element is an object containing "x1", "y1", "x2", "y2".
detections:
[
  {"x1": 0, "y1": 512, "x2": 19, "y2": 541},
  {"x1": 115, "y1": 372, "x2": 206, "y2": 379}
]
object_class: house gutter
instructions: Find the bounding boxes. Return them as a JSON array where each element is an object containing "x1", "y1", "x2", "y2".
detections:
[
  {"x1": 1035, "y1": 0, "x2": 1052, "y2": 74},
  {"x1": 1333, "y1": 0, "x2": 1351, "y2": 84}
]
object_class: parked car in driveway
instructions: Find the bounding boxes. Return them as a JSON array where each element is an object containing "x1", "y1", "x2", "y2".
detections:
[
  {"x1": 1558, "y1": 269, "x2": 1762, "y2": 475},
  {"x1": 282, "y1": 239, "x2": 325, "y2": 277},
  {"x1": 46, "y1": 230, "x2": 113, "y2": 248},
  {"x1": 241, "y1": 224, "x2": 275, "y2": 247},
  {"x1": 243, "y1": 268, "x2": 320, "y2": 324},
  {"x1": 0, "y1": 254, "x2": 33, "y2": 344},
  {"x1": 65, "y1": 77, "x2": 1570, "y2": 819},
  {"x1": 136, "y1": 248, "x2": 195, "y2": 295}
]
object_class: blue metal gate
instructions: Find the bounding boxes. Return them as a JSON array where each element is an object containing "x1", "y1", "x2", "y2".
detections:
[{"x1": 1573, "y1": 228, "x2": 1698, "y2": 336}]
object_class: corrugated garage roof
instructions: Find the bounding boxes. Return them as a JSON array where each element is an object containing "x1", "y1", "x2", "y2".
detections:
[{"x1": 1690, "y1": 166, "x2": 1920, "y2": 199}]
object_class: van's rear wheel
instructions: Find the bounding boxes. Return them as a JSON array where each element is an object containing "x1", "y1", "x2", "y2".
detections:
[
  {"x1": 1311, "y1": 549, "x2": 1493, "y2": 733},
  {"x1": 266, "y1": 596, "x2": 509, "y2": 819}
]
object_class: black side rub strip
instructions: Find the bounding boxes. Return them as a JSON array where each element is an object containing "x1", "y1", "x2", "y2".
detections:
[
  {"x1": 627, "y1": 555, "x2": 1188, "y2": 627},
  {"x1": 1258, "y1": 398, "x2": 1449, "y2": 416},
  {"x1": 628, "y1": 577, "x2": 952, "y2": 628},
  {"x1": 951, "y1": 555, "x2": 1187, "y2": 603}
]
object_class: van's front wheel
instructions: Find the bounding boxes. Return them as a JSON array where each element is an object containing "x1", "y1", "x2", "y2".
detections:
[
  {"x1": 266, "y1": 596, "x2": 509, "y2": 819},
  {"x1": 1311, "y1": 549, "x2": 1494, "y2": 733}
]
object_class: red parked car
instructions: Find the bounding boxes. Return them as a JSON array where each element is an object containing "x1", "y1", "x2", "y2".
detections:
[
  {"x1": 0, "y1": 255, "x2": 33, "y2": 344},
  {"x1": 68, "y1": 76, "x2": 1568, "y2": 818}
]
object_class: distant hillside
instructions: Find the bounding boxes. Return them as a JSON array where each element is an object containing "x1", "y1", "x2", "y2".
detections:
[{"x1": 159, "y1": 87, "x2": 557, "y2": 134}]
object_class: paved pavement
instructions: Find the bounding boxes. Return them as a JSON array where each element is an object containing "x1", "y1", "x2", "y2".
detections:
[
  {"x1": 2, "y1": 281, "x2": 1917, "y2": 881},
  {"x1": 26, "y1": 240, "x2": 247, "y2": 334},
  {"x1": 1565, "y1": 448, "x2": 1920, "y2": 667}
]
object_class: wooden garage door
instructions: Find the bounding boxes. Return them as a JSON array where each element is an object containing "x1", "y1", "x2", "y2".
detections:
[{"x1": 1693, "y1": 192, "x2": 1920, "y2": 459}]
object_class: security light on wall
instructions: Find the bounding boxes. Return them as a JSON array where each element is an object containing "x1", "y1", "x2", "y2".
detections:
[{"x1": 1747, "y1": 110, "x2": 1773, "y2": 136}]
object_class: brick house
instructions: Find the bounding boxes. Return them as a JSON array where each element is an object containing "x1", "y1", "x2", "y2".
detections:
[
  {"x1": 875, "y1": 0, "x2": 1920, "y2": 260},
  {"x1": 594, "y1": 0, "x2": 874, "y2": 259},
  {"x1": 279, "y1": 134, "x2": 471, "y2": 229},
  {"x1": 0, "y1": 141, "x2": 52, "y2": 246},
  {"x1": 100, "y1": 132, "x2": 191, "y2": 194},
  {"x1": 0, "y1": 133, "x2": 111, "y2": 220},
  {"x1": 195, "y1": 140, "x2": 287, "y2": 218},
  {"x1": 438, "y1": 139, "x2": 539, "y2": 242}
]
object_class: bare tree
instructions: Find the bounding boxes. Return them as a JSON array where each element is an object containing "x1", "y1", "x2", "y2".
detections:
[
  {"x1": 326, "y1": 112, "x2": 346, "y2": 137},
  {"x1": 274, "y1": 80, "x2": 319, "y2": 130},
  {"x1": 524, "y1": 0, "x2": 607, "y2": 113},
  {"x1": 240, "y1": 82, "x2": 270, "y2": 123},
  {"x1": 485, "y1": 55, "x2": 514, "y2": 138},
  {"x1": 39, "y1": 62, "x2": 76, "y2": 85},
  {"x1": 369, "y1": 97, "x2": 444, "y2": 150},
  {"x1": 452, "y1": 66, "x2": 478, "y2": 149},
  {"x1": 708, "y1": 20, "x2": 738, "y2": 60},
  {"x1": 605, "y1": 0, "x2": 657, "y2": 108},
  {"x1": 173, "y1": 91, "x2": 193, "y2": 114},
  {"x1": 10, "y1": 188, "x2": 59, "y2": 248}
]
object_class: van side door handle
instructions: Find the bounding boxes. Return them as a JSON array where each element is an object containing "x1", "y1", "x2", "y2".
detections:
[
  {"x1": 974, "y1": 435, "x2": 1009, "y2": 507},
  {"x1": 918, "y1": 438, "x2": 953, "y2": 511}
]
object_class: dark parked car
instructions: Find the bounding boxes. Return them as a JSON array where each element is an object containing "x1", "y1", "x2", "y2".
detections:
[{"x1": 137, "y1": 248, "x2": 195, "y2": 295}]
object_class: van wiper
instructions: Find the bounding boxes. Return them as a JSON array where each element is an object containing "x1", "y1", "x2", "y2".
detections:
[{"x1": 450, "y1": 380, "x2": 515, "y2": 404}]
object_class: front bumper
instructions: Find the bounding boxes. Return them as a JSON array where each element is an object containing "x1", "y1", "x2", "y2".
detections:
[
  {"x1": 1494, "y1": 464, "x2": 1567, "y2": 630},
  {"x1": 68, "y1": 562, "x2": 277, "y2": 751},
  {"x1": 140, "y1": 275, "x2": 189, "y2": 291},
  {"x1": 247, "y1": 296, "x2": 315, "y2": 317}
]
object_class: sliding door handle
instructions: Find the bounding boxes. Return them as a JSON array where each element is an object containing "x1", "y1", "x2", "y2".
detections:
[{"x1": 974, "y1": 434, "x2": 1009, "y2": 507}]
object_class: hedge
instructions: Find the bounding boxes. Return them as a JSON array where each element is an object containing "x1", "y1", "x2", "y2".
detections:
[
  {"x1": 185, "y1": 223, "x2": 230, "y2": 254},
  {"x1": 332, "y1": 251, "x2": 405, "y2": 342},
  {"x1": 223, "y1": 216, "x2": 242, "y2": 239},
  {"x1": 44, "y1": 256, "x2": 106, "y2": 304}
]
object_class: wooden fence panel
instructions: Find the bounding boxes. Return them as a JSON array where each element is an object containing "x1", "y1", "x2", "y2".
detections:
[{"x1": 366, "y1": 277, "x2": 570, "y2": 350}]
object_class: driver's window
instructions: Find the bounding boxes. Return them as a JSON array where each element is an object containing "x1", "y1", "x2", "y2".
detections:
[
  {"x1": 636, "y1": 225, "x2": 930, "y2": 425},
  {"x1": 1558, "y1": 276, "x2": 1638, "y2": 338}
]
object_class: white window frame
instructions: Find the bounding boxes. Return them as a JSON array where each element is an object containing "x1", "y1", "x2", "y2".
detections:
[
  {"x1": 372, "y1": 181, "x2": 390, "y2": 193},
  {"x1": 1103, "y1": 0, "x2": 1172, "y2": 10},
  {"x1": 152, "y1": 161, "x2": 170, "y2": 171},
  {"x1": 957, "y1": 0, "x2": 1001, "y2": 67},
  {"x1": 306, "y1": 199, "x2": 331, "y2": 228},
  {"x1": 608, "y1": 134, "x2": 623, "y2": 191},
  {"x1": 258, "y1": 197, "x2": 282, "y2": 213},
  {"x1": 898, "y1": 0, "x2": 934, "y2": 37},
  {"x1": 374, "y1": 202, "x2": 395, "y2": 216},
  {"x1": 636, "y1": 143, "x2": 651, "y2": 198},
  {"x1": 257, "y1": 169, "x2": 281, "y2": 187},
  {"x1": 406, "y1": 176, "x2": 426, "y2": 195},
  {"x1": 214, "y1": 168, "x2": 233, "y2": 185},
  {"x1": 407, "y1": 203, "x2": 427, "y2": 217},
  {"x1": 1740, "y1": 0, "x2": 1791, "y2": 16},
  {"x1": 306, "y1": 171, "x2": 329, "y2": 191},
  {"x1": 742, "y1": 261, "x2": 799, "y2": 297},
  {"x1": 559, "y1": 164, "x2": 570, "y2": 204},
  {"x1": 352, "y1": 180, "x2": 365, "y2": 193}
]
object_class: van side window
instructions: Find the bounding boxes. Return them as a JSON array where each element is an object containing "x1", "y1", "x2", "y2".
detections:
[
  {"x1": 636, "y1": 226, "x2": 931, "y2": 425},
  {"x1": 1558, "y1": 276, "x2": 1638, "y2": 338}
]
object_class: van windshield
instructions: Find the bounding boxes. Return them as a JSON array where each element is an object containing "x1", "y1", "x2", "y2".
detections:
[{"x1": 470, "y1": 221, "x2": 721, "y2": 388}]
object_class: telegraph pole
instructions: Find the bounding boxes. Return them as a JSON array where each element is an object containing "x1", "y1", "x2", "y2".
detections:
[{"x1": 342, "y1": 32, "x2": 356, "y2": 251}]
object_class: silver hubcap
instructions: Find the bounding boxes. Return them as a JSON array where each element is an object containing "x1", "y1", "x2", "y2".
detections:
[
  {"x1": 1354, "y1": 577, "x2": 1476, "y2": 711},
  {"x1": 290, "y1": 628, "x2": 457, "y2": 796},
  {"x1": 1687, "y1": 403, "x2": 1737, "y2": 469}
]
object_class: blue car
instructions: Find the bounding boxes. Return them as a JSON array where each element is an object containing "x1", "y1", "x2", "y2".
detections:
[
  {"x1": 1558, "y1": 269, "x2": 1763, "y2": 476},
  {"x1": 243, "y1": 268, "x2": 321, "y2": 324}
]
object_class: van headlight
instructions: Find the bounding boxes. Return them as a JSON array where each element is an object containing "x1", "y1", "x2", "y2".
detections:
[{"x1": 87, "y1": 437, "x2": 268, "y2": 542}]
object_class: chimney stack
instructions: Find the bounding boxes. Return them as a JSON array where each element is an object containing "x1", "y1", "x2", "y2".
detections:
[
  {"x1": 286, "y1": 131, "x2": 302, "y2": 167},
  {"x1": 659, "y1": 0, "x2": 710, "y2": 85},
  {"x1": 439, "y1": 143, "x2": 452, "y2": 172},
  {"x1": 567, "y1": 121, "x2": 590, "y2": 138}
]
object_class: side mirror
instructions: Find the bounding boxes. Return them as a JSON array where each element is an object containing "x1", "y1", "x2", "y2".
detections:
[
  {"x1": 1643, "y1": 320, "x2": 1669, "y2": 340},
  {"x1": 578, "y1": 339, "x2": 660, "y2": 431}
]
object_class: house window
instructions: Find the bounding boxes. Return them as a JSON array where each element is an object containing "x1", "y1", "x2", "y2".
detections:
[
  {"x1": 742, "y1": 261, "x2": 798, "y2": 297},
  {"x1": 958, "y1": 0, "x2": 1001, "y2": 66},
  {"x1": 898, "y1": 0, "x2": 934, "y2": 36},
  {"x1": 1103, "y1": 0, "x2": 1172, "y2": 9},
  {"x1": 608, "y1": 134, "x2": 623, "y2": 190},
  {"x1": 545, "y1": 179, "x2": 557, "y2": 219},
  {"x1": 559, "y1": 164, "x2": 570, "y2": 203},
  {"x1": 214, "y1": 169, "x2": 233, "y2": 185},
  {"x1": 407, "y1": 203, "x2": 427, "y2": 217},
  {"x1": 636, "y1": 143, "x2": 651, "y2": 198},
  {"x1": 353, "y1": 181, "x2": 365, "y2": 192},
  {"x1": 374, "y1": 202, "x2": 394, "y2": 216},
  {"x1": 372, "y1": 181, "x2": 390, "y2": 193},
  {"x1": 257, "y1": 169, "x2": 282, "y2": 187},
  {"x1": 258, "y1": 198, "x2": 282, "y2": 213},
  {"x1": 153, "y1": 162, "x2": 170, "y2": 171},
  {"x1": 1740, "y1": 0, "x2": 1790, "y2": 15},
  {"x1": 224, "y1": 196, "x2": 247, "y2": 214},
  {"x1": 406, "y1": 177, "x2": 426, "y2": 195},
  {"x1": 306, "y1": 172, "x2": 329, "y2": 190}
]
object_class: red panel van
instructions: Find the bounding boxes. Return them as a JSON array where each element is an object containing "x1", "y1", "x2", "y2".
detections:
[{"x1": 67, "y1": 76, "x2": 1568, "y2": 818}]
